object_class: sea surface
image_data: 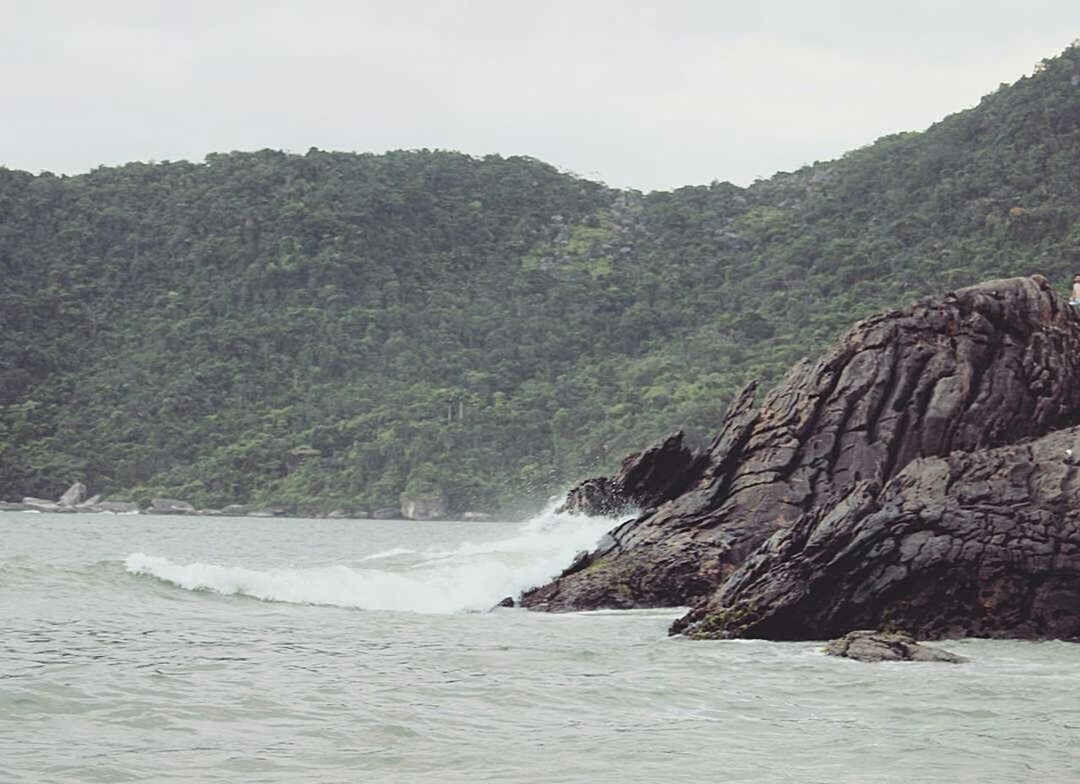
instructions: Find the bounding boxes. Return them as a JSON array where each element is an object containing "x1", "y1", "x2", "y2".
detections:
[{"x1": 2, "y1": 509, "x2": 1080, "y2": 783}]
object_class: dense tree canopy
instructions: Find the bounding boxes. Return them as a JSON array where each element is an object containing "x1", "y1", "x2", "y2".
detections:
[{"x1": 4, "y1": 46, "x2": 1080, "y2": 515}]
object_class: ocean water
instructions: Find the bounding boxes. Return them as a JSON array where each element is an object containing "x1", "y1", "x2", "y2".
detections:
[{"x1": 3, "y1": 510, "x2": 1080, "y2": 783}]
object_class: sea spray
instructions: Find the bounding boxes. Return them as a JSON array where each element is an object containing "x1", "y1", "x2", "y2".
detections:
[{"x1": 125, "y1": 503, "x2": 619, "y2": 613}]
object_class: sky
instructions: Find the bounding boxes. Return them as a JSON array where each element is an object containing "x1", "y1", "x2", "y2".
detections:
[{"x1": 3, "y1": 1, "x2": 1080, "y2": 191}]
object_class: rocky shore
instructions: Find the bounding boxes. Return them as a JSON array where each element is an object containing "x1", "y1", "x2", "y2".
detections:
[
  {"x1": 523, "y1": 276, "x2": 1080, "y2": 642},
  {"x1": 0, "y1": 484, "x2": 494, "y2": 522}
]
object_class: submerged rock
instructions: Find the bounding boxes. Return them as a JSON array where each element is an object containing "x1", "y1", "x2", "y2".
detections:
[
  {"x1": 824, "y1": 631, "x2": 967, "y2": 663},
  {"x1": 523, "y1": 276, "x2": 1080, "y2": 627}
]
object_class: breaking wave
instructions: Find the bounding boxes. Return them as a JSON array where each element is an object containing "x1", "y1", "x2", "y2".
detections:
[{"x1": 124, "y1": 504, "x2": 619, "y2": 614}]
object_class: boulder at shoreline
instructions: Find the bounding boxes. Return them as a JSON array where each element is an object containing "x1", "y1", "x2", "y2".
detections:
[
  {"x1": 824, "y1": 631, "x2": 967, "y2": 663},
  {"x1": 525, "y1": 276, "x2": 1080, "y2": 642}
]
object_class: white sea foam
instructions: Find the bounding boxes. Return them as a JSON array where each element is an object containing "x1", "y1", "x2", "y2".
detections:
[
  {"x1": 359, "y1": 547, "x2": 417, "y2": 561},
  {"x1": 124, "y1": 503, "x2": 618, "y2": 614}
]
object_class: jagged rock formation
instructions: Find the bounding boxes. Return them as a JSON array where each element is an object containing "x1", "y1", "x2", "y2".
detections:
[
  {"x1": 678, "y1": 425, "x2": 1080, "y2": 640},
  {"x1": 823, "y1": 631, "x2": 967, "y2": 663},
  {"x1": 559, "y1": 431, "x2": 701, "y2": 516},
  {"x1": 58, "y1": 482, "x2": 88, "y2": 507},
  {"x1": 522, "y1": 276, "x2": 1080, "y2": 620}
]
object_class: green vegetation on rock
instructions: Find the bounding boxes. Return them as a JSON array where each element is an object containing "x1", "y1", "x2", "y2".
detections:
[{"x1": 4, "y1": 45, "x2": 1080, "y2": 515}]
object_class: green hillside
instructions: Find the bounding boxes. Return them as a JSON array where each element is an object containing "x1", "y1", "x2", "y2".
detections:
[{"x1": 4, "y1": 45, "x2": 1080, "y2": 515}]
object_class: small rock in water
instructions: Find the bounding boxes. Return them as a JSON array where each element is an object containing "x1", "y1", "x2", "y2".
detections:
[
  {"x1": 494, "y1": 596, "x2": 515, "y2": 609},
  {"x1": 824, "y1": 630, "x2": 967, "y2": 663}
]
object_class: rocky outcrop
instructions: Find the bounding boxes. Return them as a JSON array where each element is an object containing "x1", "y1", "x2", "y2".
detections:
[
  {"x1": 58, "y1": 482, "x2": 88, "y2": 507},
  {"x1": 523, "y1": 276, "x2": 1080, "y2": 616},
  {"x1": 401, "y1": 494, "x2": 448, "y2": 521},
  {"x1": 149, "y1": 497, "x2": 196, "y2": 515},
  {"x1": 823, "y1": 631, "x2": 967, "y2": 663},
  {"x1": 678, "y1": 424, "x2": 1080, "y2": 640},
  {"x1": 76, "y1": 494, "x2": 101, "y2": 509},
  {"x1": 22, "y1": 496, "x2": 67, "y2": 512},
  {"x1": 559, "y1": 431, "x2": 702, "y2": 516}
]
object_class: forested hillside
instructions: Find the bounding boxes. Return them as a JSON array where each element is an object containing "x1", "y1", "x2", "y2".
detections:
[{"x1": 4, "y1": 46, "x2": 1080, "y2": 515}]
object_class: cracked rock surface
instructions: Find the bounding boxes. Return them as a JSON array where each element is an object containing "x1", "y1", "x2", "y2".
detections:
[
  {"x1": 522, "y1": 276, "x2": 1080, "y2": 626},
  {"x1": 679, "y1": 426, "x2": 1080, "y2": 640}
]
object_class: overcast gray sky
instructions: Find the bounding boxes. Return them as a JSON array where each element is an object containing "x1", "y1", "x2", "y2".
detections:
[{"x1": 3, "y1": 1, "x2": 1079, "y2": 191}]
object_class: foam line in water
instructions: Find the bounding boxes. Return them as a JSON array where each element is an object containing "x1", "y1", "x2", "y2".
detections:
[{"x1": 124, "y1": 503, "x2": 618, "y2": 614}]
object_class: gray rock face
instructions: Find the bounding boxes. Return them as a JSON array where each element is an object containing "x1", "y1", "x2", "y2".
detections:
[
  {"x1": 522, "y1": 276, "x2": 1080, "y2": 614},
  {"x1": 679, "y1": 425, "x2": 1080, "y2": 641},
  {"x1": 824, "y1": 631, "x2": 967, "y2": 663},
  {"x1": 149, "y1": 498, "x2": 196, "y2": 514},
  {"x1": 58, "y1": 482, "x2": 88, "y2": 507}
]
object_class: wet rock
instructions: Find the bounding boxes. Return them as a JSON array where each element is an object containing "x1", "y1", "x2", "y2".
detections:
[
  {"x1": 22, "y1": 496, "x2": 64, "y2": 512},
  {"x1": 678, "y1": 425, "x2": 1080, "y2": 641},
  {"x1": 524, "y1": 276, "x2": 1080, "y2": 613},
  {"x1": 0, "y1": 501, "x2": 31, "y2": 511},
  {"x1": 371, "y1": 506, "x2": 400, "y2": 520},
  {"x1": 494, "y1": 596, "x2": 516, "y2": 608},
  {"x1": 149, "y1": 498, "x2": 196, "y2": 515},
  {"x1": 824, "y1": 631, "x2": 967, "y2": 663},
  {"x1": 76, "y1": 494, "x2": 101, "y2": 509},
  {"x1": 58, "y1": 482, "x2": 88, "y2": 507},
  {"x1": 220, "y1": 504, "x2": 250, "y2": 517},
  {"x1": 559, "y1": 431, "x2": 702, "y2": 516}
]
